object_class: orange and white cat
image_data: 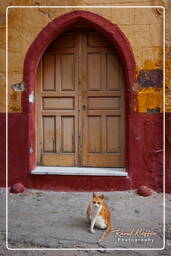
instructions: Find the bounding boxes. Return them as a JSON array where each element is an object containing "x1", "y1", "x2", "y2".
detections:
[{"x1": 86, "y1": 193, "x2": 111, "y2": 243}]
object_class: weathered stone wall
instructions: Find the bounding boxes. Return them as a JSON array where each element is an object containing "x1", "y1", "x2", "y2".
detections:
[{"x1": 0, "y1": 0, "x2": 168, "y2": 113}]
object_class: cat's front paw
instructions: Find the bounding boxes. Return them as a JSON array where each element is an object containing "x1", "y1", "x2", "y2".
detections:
[{"x1": 90, "y1": 229, "x2": 95, "y2": 234}]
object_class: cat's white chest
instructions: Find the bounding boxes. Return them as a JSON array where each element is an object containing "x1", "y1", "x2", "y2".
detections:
[
  {"x1": 95, "y1": 215, "x2": 106, "y2": 229},
  {"x1": 91, "y1": 206, "x2": 100, "y2": 217}
]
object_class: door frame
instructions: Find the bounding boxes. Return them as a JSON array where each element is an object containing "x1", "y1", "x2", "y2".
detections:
[{"x1": 22, "y1": 10, "x2": 136, "y2": 173}]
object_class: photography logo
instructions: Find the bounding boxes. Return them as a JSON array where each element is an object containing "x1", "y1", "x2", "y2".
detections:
[{"x1": 112, "y1": 228, "x2": 158, "y2": 244}]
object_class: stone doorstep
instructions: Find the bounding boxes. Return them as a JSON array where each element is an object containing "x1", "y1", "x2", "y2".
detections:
[{"x1": 31, "y1": 167, "x2": 128, "y2": 177}]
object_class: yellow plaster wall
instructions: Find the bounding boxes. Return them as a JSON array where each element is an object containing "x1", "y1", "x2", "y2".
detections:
[{"x1": 0, "y1": 0, "x2": 169, "y2": 113}]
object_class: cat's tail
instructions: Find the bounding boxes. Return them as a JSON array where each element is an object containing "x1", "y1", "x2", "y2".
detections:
[{"x1": 98, "y1": 221, "x2": 111, "y2": 243}]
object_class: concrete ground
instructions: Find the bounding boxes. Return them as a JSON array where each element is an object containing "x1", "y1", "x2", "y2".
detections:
[{"x1": 0, "y1": 188, "x2": 171, "y2": 255}]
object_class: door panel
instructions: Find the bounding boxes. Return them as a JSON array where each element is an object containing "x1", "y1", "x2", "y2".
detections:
[
  {"x1": 88, "y1": 97, "x2": 120, "y2": 110},
  {"x1": 43, "y1": 55, "x2": 55, "y2": 91},
  {"x1": 37, "y1": 27, "x2": 125, "y2": 167},
  {"x1": 61, "y1": 54, "x2": 75, "y2": 91},
  {"x1": 88, "y1": 54, "x2": 102, "y2": 90},
  {"x1": 42, "y1": 97, "x2": 74, "y2": 110},
  {"x1": 43, "y1": 116, "x2": 55, "y2": 152},
  {"x1": 107, "y1": 53, "x2": 121, "y2": 90},
  {"x1": 51, "y1": 33, "x2": 74, "y2": 48},
  {"x1": 61, "y1": 116, "x2": 75, "y2": 153},
  {"x1": 88, "y1": 31, "x2": 112, "y2": 47},
  {"x1": 42, "y1": 154, "x2": 75, "y2": 166},
  {"x1": 107, "y1": 116, "x2": 120, "y2": 153},
  {"x1": 88, "y1": 116, "x2": 102, "y2": 153}
]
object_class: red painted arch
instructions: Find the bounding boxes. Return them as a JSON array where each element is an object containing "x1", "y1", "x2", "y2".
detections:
[
  {"x1": 22, "y1": 10, "x2": 136, "y2": 177},
  {"x1": 22, "y1": 10, "x2": 136, "y2": 113}
]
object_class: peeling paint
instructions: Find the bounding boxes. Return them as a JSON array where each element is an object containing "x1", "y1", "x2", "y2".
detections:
[
  {"x1": 133, "y1": 68, "x2": 163, "y2": 112},
  {"x1": 137, "y1": 69, "x2": 163, "y2": 89},
  {"x1": 143, "y1": 60, "x2": 162, "y2": 70},
  {"x1": 137, "y1": 87, "x2": 162, "y2": 113}
]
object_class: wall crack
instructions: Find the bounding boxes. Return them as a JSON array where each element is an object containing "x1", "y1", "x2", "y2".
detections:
[{"x1": 38, "y1": 8, "x2": 53, "y2": 21}]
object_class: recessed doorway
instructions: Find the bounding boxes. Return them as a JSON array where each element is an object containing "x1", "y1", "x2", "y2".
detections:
[{"x1": 36, "y1": 25, "x2": 125, "y2": 167}]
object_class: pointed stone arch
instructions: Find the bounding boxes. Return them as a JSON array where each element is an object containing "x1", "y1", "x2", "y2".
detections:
[{"x1": 22, "y1": 10, "x2": 136, "y2": 172}]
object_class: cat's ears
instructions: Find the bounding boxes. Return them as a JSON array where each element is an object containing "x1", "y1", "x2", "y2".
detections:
[
  {"x1": 93, "y1": 192, "x2": 104, "y2": 200},
  {"x1": 99, "y1": 194, "x2": 104, "y2": 200},
  {"x1": 93, "y1": 192, "x2": 96, "y2": 198}
]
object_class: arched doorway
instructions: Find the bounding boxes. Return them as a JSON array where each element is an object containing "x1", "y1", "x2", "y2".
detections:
[
  {"x1": 22, "y1": 10, "x2": 136, "y2": 172},
  {"x1": 36, "y1": 25, "x2": 125, "y2": 167}
]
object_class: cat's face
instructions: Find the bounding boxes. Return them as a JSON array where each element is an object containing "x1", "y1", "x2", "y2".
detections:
[{"x1": 92, "y1": 193, "x2": 104, "y2": 208}]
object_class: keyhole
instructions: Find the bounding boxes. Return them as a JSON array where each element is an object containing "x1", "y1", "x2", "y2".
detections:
[{"x1": 82, "y1": 105, "x2": 86, "y2": 110}]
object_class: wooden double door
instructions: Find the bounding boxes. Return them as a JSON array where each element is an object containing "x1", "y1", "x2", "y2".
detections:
[{"x1": 36, "y1": 26, "x2": 125, "y2": 167}]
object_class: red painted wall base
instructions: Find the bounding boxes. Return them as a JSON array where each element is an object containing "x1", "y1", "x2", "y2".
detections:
[
  {"x1": 0, "y1": 112, "x2": 168, "y2": 192},
  {"x1": 0, "y1": 113, "x2": 5, "y2": 186},
  {"x1": 166, "y1": 113, "x2": 171, "y2": 192},
  {"x1": 28, "y1": 175, "x2": 131, "y2": 192}
]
